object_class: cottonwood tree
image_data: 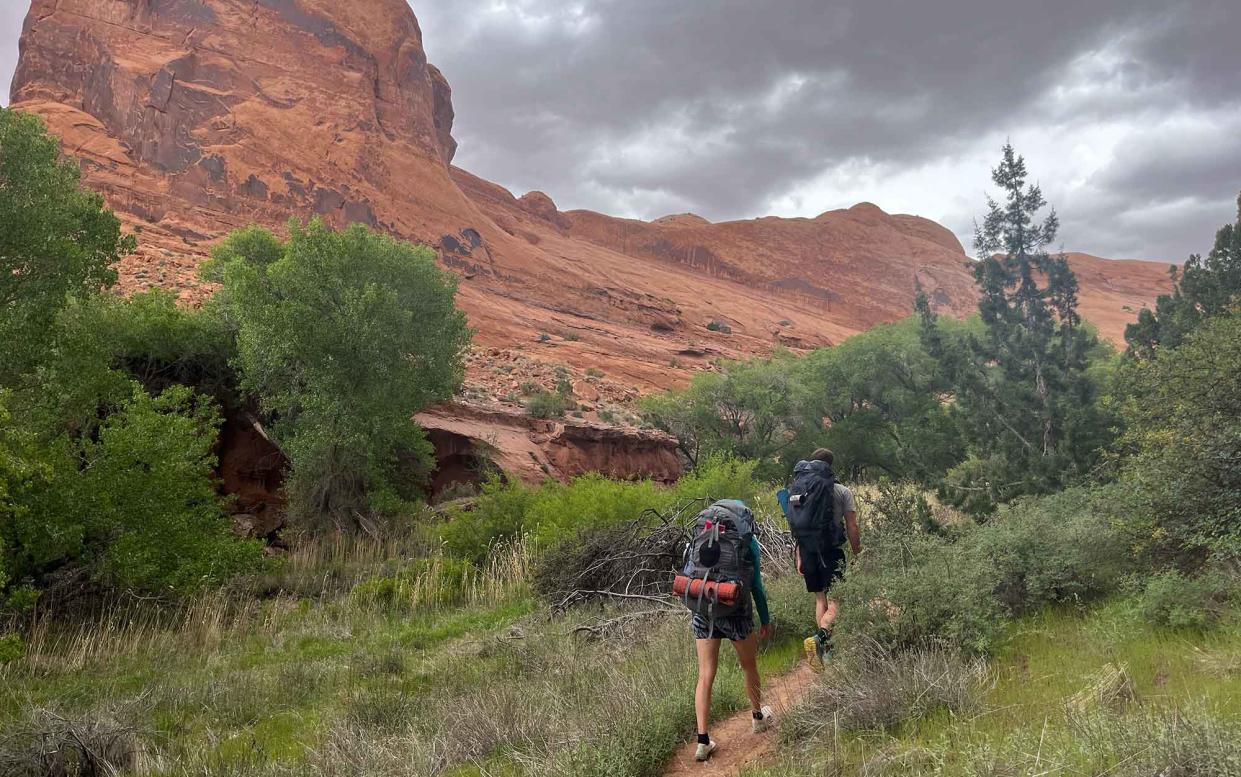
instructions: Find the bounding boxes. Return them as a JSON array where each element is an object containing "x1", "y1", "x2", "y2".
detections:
[
  {"x1": 0, "y1": 109, "x2": 134, "y2": 384},
  {"x1": 206, "y1": 220, "x2": 472, "y2": 530}
]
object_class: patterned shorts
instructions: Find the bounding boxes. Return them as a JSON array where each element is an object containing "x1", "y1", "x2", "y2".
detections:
[{"x1": 691, "y1": 611, "x2": 755, "y2": 641}]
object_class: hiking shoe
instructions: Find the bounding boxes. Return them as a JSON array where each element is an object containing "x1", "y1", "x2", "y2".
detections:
[
  {"x1": 804, "y1": 635, "x2": 824, "y2": 670},
  {"x1": 804, "y1": 634, "x2": 824, "y2": 673},
  {"x1": 816, "y1": 627, "x2": 834, "y2": 664},
  {"x1": 694, "y1": 740, "x2": 716, "y2": 762},
  {"x1": 752, "y1": 705, "x2": 775, "y2": 734}
]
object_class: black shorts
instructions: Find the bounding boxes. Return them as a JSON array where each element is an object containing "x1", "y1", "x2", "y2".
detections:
[
  {"x1": 799, "y1": 543, "x2": 846, "y2": 594},
  {"x1": 691, "y1": 611, "x2": 754, "y2": 641}
]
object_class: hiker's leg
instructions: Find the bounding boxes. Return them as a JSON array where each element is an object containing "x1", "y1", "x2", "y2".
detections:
[
  {"x1": 814, "y1": 591, "x2": 830, "y2": 629},
  {"x1": 694, "y1": 638, "x2": 722, "y2": 735},
  {"x1": 821, "y1": 597, "x2": 840, "y2": 630},
  {"x1": 731, "y1": 631, "x2": 763, "y2": 712}
]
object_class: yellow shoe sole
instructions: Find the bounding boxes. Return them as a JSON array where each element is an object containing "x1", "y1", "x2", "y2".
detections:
[{"x1": 804, "y1": 635, "x2": 824, "y2": 673}]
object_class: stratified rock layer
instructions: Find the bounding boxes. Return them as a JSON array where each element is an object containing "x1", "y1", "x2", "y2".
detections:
[{"x1": 9, "y1": 0, "x2": 1174, "y2": 486}]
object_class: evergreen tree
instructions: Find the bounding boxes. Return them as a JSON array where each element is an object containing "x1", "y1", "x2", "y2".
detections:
[
  {"x1": 925, "y1": 145, "x2": 1110, "y2": 513},
  {"x1": 1124, "y1": 193, "x2": 1241, "y2": 359}
]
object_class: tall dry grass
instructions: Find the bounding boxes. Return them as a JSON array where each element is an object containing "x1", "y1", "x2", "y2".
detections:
[{"x1": 6, "y1": 532, "x2": 531, "y2": 676}]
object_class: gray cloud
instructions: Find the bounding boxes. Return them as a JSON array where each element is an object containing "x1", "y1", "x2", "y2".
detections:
[
  {"x1": 3, "y1": 0, "x2": 1238, "y2": 261},
  {"x1": 414, "y1": 0, "x2": 1241, "y2": 261}
]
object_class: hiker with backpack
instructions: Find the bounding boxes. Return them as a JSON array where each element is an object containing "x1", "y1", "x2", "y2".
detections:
[
  {"x1": 781, "y1": 448, "x2": 860, "y2": 671},
  {"x1": 674, "y1": 499, "x2": 774, "y2": 762}
]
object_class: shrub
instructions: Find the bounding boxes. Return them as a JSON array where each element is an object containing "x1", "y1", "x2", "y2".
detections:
[
  {"x1": 0, "y1": 633, "x2": 24, "y2": 664},
  {"x1": 525, "y1": 389, "x2": 570, "y2": 419},
  {"x1": 782, "y1": 640, "x2": 989, "y2": 736},
  {"x1": 672, "y1": 456, "x2": 761, "y2": 507},
  {"x1": 706, "y1": 319, "x2": 732, "y2": 334},
  {"x1": 1137, "y1": 568, "x2": 1236, "y2": 630},
  {"x1": 835, "y1": 531, "x2": 1005, "y2": 655},
  {"x1": 524, "y1": 474, "x2": 663, "y2": 550},
  {"x1": 439, "y1": 477, "x2": 534, "y2": 564},
  {"x1": 3, "y1": 386, "x2": 263, "y2": 598},
  {"x1": 835, "y1": 484, "x2": 1130, "y2": 654},
  {"x1": 586, "y1": 368, "x2": 604, "y2": 378},
  {"x1": 207, "y1": 220, "x2": 471, "y2": 529},
  {"x1": 1116, "y1": 311, "x2": 1241, "y2": 566}
]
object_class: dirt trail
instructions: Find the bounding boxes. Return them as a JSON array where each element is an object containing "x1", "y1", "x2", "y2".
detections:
[{"x1": 661, "y1": 662, "x2": 816, "y2": 777}]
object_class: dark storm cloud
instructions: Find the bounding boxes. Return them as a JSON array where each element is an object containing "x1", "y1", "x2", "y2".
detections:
[
  {"x1": 414, "y1": 0, "x2": 1241, "y2": 260},
  {"x1": 2, "y1": 1, "x2": 1237, "y2": 259}
]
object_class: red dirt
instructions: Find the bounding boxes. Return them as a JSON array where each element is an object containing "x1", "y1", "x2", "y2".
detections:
[{"x1": 662, "y1": 663, "x2": 816, "y2": 777}]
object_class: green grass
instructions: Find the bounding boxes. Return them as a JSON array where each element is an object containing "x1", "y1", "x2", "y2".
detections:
[
  {"x1": 745, "y1": 599, "x2": 1241, "y2": 776},
  {"x1": 0, "y1": 547, "x2": 817, "y2": 777}
]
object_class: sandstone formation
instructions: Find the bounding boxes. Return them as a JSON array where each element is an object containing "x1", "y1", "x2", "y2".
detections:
[
  {"x1": 416, "y1": 402, "x2": 682, "y2": 494},
  {"x1": 9, "y1": 0, "x2": 1174, "y2": 488}
]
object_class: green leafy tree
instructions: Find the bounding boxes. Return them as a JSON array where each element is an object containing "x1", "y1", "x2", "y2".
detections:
[
  {"x1": 924, "y1": 145, "x2": 1111, "y2": 512},
  {"x1": 1125, "y1": 193, "x2": 1241, "y2": 359},
  {"x1": 0, "y1": 109, "x2": 134, "y2": 383},
  {"x1": 2, "y1": 386, "x2": 262, "y2": 597},
  {"x1": 207, "y1": 220, "x2": 472, "y2": 529},
  {"x1": 790, "y1": 316, "x2": 963, "y2": 481},
  {"x1": 641, "y1": 354, "x2": 798, "y2": 478}
]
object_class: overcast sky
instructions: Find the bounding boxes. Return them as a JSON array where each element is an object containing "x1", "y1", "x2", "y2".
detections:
[{"x1": 4, "y1": 1, "x2": 1239, "y2": 262}]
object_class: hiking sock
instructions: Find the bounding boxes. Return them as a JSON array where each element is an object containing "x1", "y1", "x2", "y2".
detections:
[
  {"x1": 752, "y1": 710, "x2": 764, "y2": 720},
  {"x1": 697, "y1": 732, "x2": 711, "y2": 745}
]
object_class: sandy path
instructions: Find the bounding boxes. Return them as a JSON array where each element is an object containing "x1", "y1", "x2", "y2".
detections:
[{"x1": 661, "y1": 662, "x2": 815, "y2": 777}]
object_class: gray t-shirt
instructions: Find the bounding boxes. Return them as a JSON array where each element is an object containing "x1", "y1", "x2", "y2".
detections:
[{"x1": 833, "y1": 483, "x2": 856, "y2": 520}]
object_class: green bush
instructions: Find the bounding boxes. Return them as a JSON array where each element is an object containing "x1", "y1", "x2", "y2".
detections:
[
  {"x1": 439, "y1": 477, "x2": 534, "y2": 564},
  {"x1": 2, "y1": 386, "x2": 264, "y2": 597},
  {"x1": 525, "y1": 389, "x2": 570, "y2": 419},
  {"x1": 1116, "y1": 311, "x2": 1241, "y2": 566},
  {"x1": 835, "y1": 484, "x2": 1131, "y2": 655},
  {"x1": 671, "y1": 456, "x2": 761, "y2": 506},
  {"x1": 0, "y1": 633, "x2": 24, "y2": 664},
  {"x1": 440, "y1": 457, "x2": 767, "y2": 567},
  {"x1": 1137, "y1": 569, "x2": 1236, "y2": 630},
  {"x1": 524, "y1": 474, "x2": 663, "y2": 550}
]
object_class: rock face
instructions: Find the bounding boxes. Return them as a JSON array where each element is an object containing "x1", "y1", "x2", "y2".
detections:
[
  {"x1": 9, "y1": 0, "x2": 1175, "y2": 484},
  {"x1": 416, "y1": 402, "x2": 683, "y2": 495}
]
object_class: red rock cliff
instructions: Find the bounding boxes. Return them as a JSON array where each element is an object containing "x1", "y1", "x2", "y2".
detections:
[{"x1": 10, "y1": 0, "x2": 1172, "y2": 405}]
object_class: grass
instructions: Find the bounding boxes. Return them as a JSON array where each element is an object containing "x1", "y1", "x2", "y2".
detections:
[
  {"x1": 0, "y1": 525, "x2": 815, "y2": 777},
  {"x1": 746, "y1": 599, "x2": 1241, "y2": 776}
]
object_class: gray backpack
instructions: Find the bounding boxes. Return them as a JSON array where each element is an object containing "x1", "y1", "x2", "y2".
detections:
[{"x1": 677, "y1": 500, "x2": 755, "y2": 620}]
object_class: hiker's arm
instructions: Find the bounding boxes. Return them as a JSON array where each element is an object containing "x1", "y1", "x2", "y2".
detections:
[
  {"x1": 845, "y1": 511, "x2": 861, "y2": 556},
  {"x1": 749, "y1": 536, "x2": 771, "y2": 626}
]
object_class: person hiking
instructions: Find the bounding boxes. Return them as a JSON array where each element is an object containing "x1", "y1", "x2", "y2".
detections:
[
  {"x1": 675, "y1": 499, "x2": 774, "y2": 762},
  {"x1": 782, "y1": 448, "x2": 859, "y2": 671}
]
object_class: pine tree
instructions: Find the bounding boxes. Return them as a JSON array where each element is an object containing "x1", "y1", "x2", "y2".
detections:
[
  {"x1": 929, "y1": 145, "x2": 1108, "y2": 512},
  {"x1": 1125, "y1": 192, "x2": 1241, "y2": 359}
]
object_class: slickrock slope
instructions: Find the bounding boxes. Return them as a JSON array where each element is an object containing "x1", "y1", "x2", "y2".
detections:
[{"x1": 9, "y1": 0, "x2": 1172, "y2": 488}]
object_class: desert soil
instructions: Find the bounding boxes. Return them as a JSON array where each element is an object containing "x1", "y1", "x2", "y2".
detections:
[{"x1": 661, "y1": 662, "x2": 815, "y2": 777}]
